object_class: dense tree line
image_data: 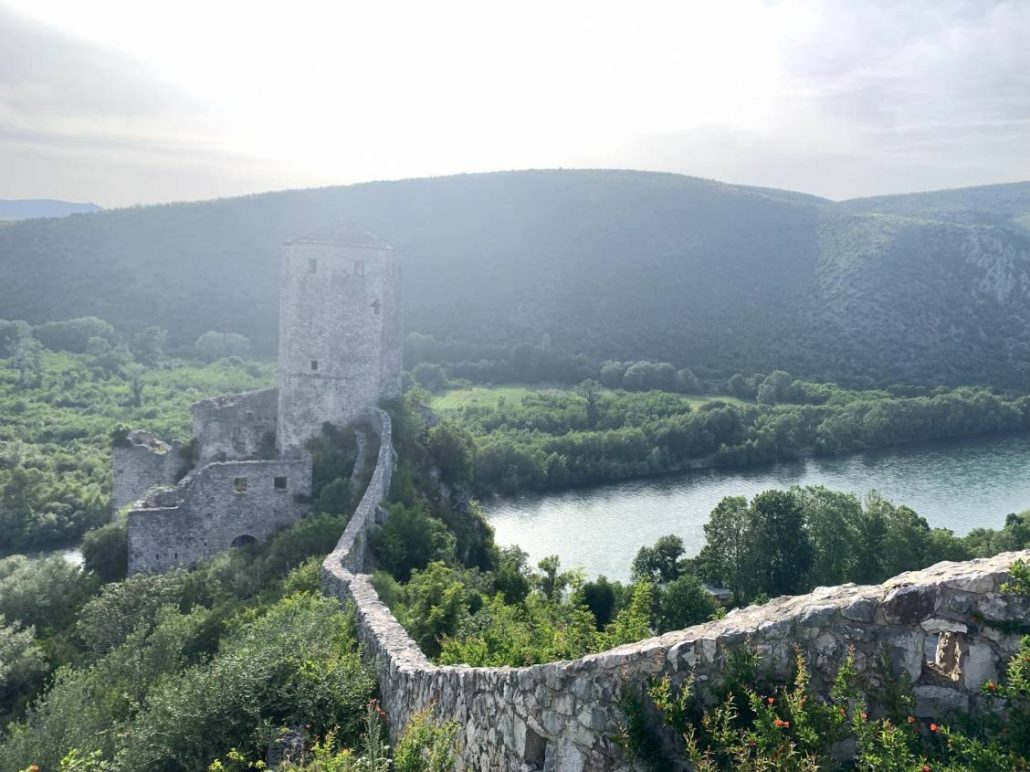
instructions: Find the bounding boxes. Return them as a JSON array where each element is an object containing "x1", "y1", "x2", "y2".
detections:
[{"x1": 437, "y1": 381, "x2": 1030, "y2": 494}]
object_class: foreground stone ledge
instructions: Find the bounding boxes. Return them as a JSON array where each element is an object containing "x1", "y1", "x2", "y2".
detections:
[{"x1": 321, "y1": 410, "x2": 1030, "y2": 770}]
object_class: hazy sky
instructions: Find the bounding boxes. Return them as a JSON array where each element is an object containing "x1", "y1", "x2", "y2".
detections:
[{"x1": 2, "y1": 0, "x2": 1028, "y2": 207}]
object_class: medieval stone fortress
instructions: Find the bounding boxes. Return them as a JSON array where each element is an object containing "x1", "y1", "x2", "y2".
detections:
[
  {"x1": 114, "y1": 223, "x2": 402, "y2": 574},
  {"x1": 111, "y1": 224, "x2": 1030, "y2": 770}
]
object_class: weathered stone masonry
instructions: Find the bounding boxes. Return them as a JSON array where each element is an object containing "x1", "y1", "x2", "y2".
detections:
[
  {"x1": 119, "y1": 221, "x2": 402, "y2": 574},
  {"x1": 127, "y1": 457, "x2": 310, "y2": 574},
  {"x1": 192, "y1": 388, "x2": 278, "y2": 466},
  {"x1": 322, "y1": 411, "x2": 1030, "y2": 771},
  {"x1": 111, "y1": 430, "x2": 182, "y2": 511}
]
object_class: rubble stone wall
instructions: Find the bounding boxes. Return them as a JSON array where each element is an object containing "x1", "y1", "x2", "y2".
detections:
[
  {"x1": 321, "y1": 411, "x2": 1030, "y2": 771},
  {"x1": 111, "y1": 430, "x2": 182, "y2": 511},
  {"x1": 192, "y1": 388, "x2": 279, "y2": 467},
  {"x1": 128, "y1": 457, "x2": 310, "y2": 574}
]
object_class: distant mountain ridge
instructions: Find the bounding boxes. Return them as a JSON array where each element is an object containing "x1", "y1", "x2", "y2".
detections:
[
  {"x1": 0, "y1": 170, "x2": 1028, "y2": 388},
  {"x1": 0, "y1": 199, "x2": 102, "y2": 221}
]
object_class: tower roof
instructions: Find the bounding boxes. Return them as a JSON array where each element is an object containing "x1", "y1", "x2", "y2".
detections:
[{"x1": 288, "y1": 221, "x2": 393, "y2": 250}]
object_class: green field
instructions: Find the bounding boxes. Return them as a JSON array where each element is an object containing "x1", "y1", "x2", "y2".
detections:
[{"x1": 429, "y1": 383, "x2": 747, "y2": 413}]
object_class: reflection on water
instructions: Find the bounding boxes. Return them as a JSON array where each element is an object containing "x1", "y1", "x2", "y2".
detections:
[{"x1": 485, "y1": 434, "x2": 1030, "y2": 583}]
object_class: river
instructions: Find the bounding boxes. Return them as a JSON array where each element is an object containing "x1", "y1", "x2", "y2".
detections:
[{"x1": 485, "y1": 433, "x2": 1030, "y2": 583}]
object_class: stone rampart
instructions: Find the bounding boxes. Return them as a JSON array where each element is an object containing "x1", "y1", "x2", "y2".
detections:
[
  {"x1": 322, "y1": 413, "x2": 1030, "y2": 771},
  {"x1": 128, "y1": 456, "x2": 310, "y2": 574},
  {"x1": 192, "y1": 388, "x2": 278, "y2": 467},
  {"x1": 111, "y1": 430, "x2": 182, "y2": 511}
]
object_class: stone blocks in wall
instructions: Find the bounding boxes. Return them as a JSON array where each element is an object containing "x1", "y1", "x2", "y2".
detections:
[
  {"x1": 111, "y1": 430, "x2": 182, "y2": 511},
  {"x1": 192, "y1": 388, "x2": 278, "y2": 466},
  {"x1": 127, "y1": 457, "x2": 311, "y2": 574}
]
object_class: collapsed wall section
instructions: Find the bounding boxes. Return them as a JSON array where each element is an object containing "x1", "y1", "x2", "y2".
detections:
[
  {"x1": 128, "y1": 457, "x2": 311, "y2": 574},
  {"x1": 321, "y1": 411, "x2": 1030, "y2": 771},
  {"x1": 192, "y1": 387, "x2": 278, "y2": 466},
  {"x1": 111, "y1": 430, "x2": 182, "y2": 511}
]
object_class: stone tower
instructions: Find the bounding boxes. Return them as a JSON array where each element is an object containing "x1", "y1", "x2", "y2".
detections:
[{"x1": 276, "y1": 223, "x2": 403, "y2": 455}]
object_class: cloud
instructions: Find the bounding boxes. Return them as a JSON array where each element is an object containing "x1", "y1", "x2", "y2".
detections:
[
  {"x1": 0, "y1": 0, "x2": 1027, "y2": 204},
  {"x1": 0, "y1": 4, "x2": 303, "y2": 204}
]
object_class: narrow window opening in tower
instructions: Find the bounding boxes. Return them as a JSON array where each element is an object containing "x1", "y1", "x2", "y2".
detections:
[
  {"x1": 274, "y1": 476, "x2": 288, "y2": 489},
  {"x1": 233, "y1": 477, "x2": 248, "y2": 493},
  {"x1": 354, "y1": 259, "x2": 366, "y2": 276},
  {"x1": 371, "y1": 298, "x2": 382, "y2": 315},
  {"x1": 310, "y1": 360, "x2": 319, "y2": 371},
  {"x1": 307, "y1": 258, "x2": 318, "y2": 274}
]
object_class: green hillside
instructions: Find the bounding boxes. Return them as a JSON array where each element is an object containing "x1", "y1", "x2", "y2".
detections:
[{"x1": 1, "y1": 170, "x2": 1028, "y2": 387}]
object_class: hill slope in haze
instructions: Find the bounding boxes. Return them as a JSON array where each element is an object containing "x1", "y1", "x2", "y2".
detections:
[
  {"x1": 0, "y1": 199, "x2": 102, "y2": 221},
  {"x1": 0, "y1": 170, "x2": 1028, "y2": 387}
]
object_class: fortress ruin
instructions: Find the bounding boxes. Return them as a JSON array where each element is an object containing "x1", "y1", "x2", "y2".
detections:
[
  {"x1": 113, "y1": 222, "x2": 1030, "y2": 770},
  {"x1": 115, "y1": 222, "x2": 401, "y2": 574}
]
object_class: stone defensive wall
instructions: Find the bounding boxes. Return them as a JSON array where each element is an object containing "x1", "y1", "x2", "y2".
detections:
[
  {"x1": 321, "y1": 412, "x2": 1030, "y2": 771},
  {"x1": 128, "y1": 456, "x2": 310, "y2": 574}
]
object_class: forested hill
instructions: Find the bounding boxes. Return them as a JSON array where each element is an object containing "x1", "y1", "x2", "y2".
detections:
[
  {"x1": 0, "y1": 199, "x2": 102, "y2": 220},
  {"x1": 1, "y1": 170, "x2": 1029, "y2": 387}
]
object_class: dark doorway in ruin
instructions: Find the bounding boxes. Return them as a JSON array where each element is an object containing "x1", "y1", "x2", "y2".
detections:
[{"x1": 230, "y1": 534, "x2": 258, "y2": 549}]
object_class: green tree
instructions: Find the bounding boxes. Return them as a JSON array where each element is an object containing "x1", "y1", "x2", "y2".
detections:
[
  {"x1": 631, "y1": 535, "x2": 686, "y2": 585},
  {"x1": 794, "y1": 486, "x2": 861, "y2": 586},
  {"x1": 657, "y1": 573, "x2": 719, "y2": 632},
  {"x1": 81, "y1": 520, "x2": 129, "y2": 583},
  {"x1": 412, "y1": 362, "x2": 447, "y2": 392},
  {"x1": 700, "y1": 495, "x2": 754, "y2": 602},
  {"x1": 426, "y1": 422, "x2": 476, "y2": 488},
  {"x1": 749, "y1": 489, "x2": 812, "y2": 597}
]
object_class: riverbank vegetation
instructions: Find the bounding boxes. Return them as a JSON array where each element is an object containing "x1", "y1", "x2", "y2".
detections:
[
  {"x1": 428, "y1": 377, "x2": 1030, "y2": 495},
  {"x1": 368, "y1": 396, "x2": 1030, "y2": 670}
]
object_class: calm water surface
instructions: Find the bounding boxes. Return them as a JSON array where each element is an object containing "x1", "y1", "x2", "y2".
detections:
[{"x1": 485, "y1": 434, "x2": 1030, "y2": 583}]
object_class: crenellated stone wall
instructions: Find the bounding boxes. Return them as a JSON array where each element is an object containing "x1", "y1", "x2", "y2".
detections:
[
  {"x1": 322, "y1": 410, "x2": 1030, "y2": 771},
  {"x1": 127, "y1": 456, "x2": 311, "y2": 574},
  {"x1": 192, "y1": 388, "x2": 279, "y2": 467},
  {"x1": 111, "y1": 430, "x2": 183, "y2": 511}
]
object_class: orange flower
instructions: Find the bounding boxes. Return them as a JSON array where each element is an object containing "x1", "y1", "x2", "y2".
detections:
[
  {"x1": 860, "y1": 711, "x2": 868, "y2": 720},
  {"x1": 767, "y1": 696, "x2": 776, "y2": 705},
  {"x1": 929, "y1": 723, "x2": 938, "y2": 733},
  {"x1": 987, "y1": 681, "x2": 999, "y2": 691},
  {"x1": 922, "y1": 765, "x2": 931, "y2": 772},
  {"x1": 773, "y1": 718, "x2": 790, "y2": 729}
]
